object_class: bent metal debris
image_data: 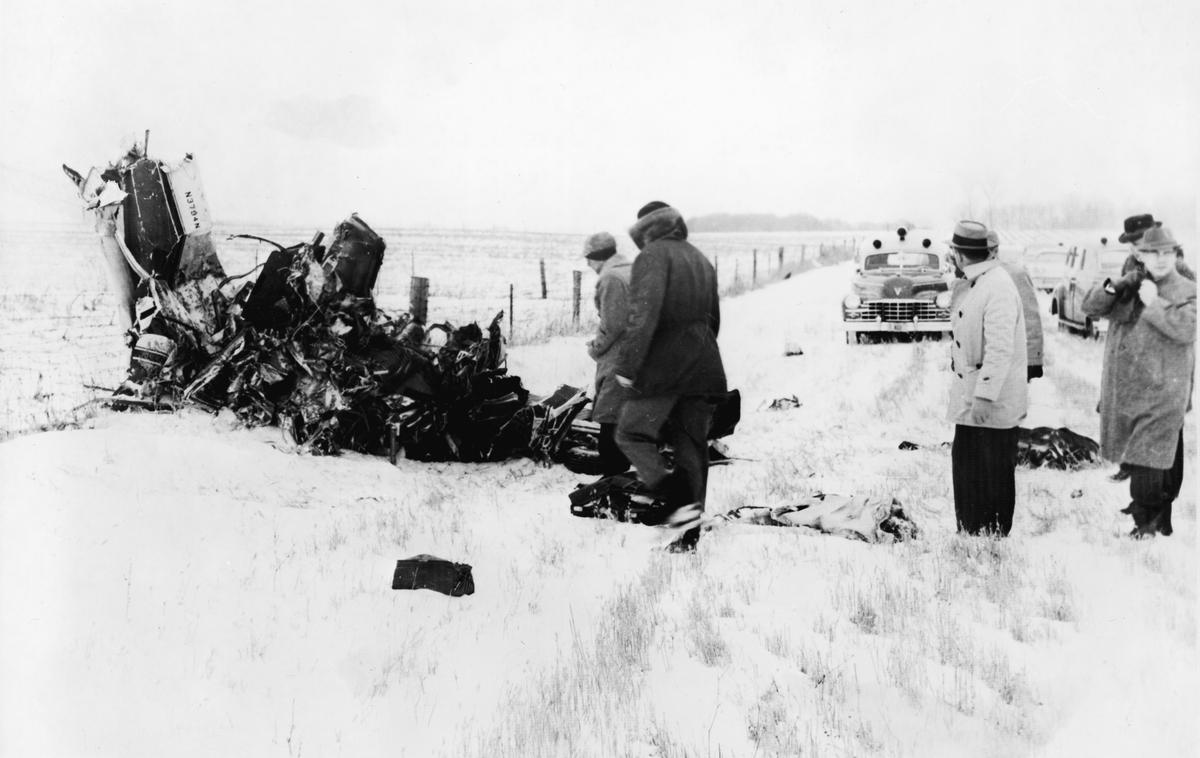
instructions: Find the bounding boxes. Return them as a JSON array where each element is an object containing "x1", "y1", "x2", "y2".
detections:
[{"x1": 62, "y1": 141, "x2": 590, "y2": 464}]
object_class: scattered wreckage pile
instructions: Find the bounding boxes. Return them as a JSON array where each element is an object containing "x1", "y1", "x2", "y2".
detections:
[{"x1": 62, "y1": 142, "x2": 616, "y2": 463}]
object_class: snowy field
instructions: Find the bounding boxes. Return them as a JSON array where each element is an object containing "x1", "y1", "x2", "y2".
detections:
[{"x1": 1, "y1": 256, "x2": 1196, "y2": 757}]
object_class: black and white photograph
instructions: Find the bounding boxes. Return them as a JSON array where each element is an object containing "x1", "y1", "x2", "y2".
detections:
[{"x1": 1, "y1": 1, "x2": 1196, "y2": 755}]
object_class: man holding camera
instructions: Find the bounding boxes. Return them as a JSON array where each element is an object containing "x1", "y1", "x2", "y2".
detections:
[
  {"x1": 946, "y1": 220, "x2": 1028, "y2": 536},
  {"x1": 1083, "y1": 224, "x2": 1196, "y2": 537}
]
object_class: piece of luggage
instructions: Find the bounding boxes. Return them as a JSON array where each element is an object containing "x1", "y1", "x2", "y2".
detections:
[
  {"x1": 391, "y1": 555, "x2": 475, "y2": 596},
  {"x1": 568, "y1": 472, "x2": 668, "y2": 524}
]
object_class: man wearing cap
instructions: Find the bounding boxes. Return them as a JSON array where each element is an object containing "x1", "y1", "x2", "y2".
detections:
[
  {"x1": 946, "y1": 220, "x2": 1028, "y2": 536},
  {"x1": 583, "y1": 231, "x2": 633, "y2": 474},
  {"x1": 1083, "y1": 225, "x2": 1195, "y2": 537},
  {"x1": 987, "y1": 230, "x2": 1044, "y2": 381},
  {"x1": 614, "y1": 201, "x2": 726, "y2": 552}
]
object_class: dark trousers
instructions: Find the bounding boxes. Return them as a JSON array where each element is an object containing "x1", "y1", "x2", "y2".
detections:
[
  {"x1": 951, "y1": 424, "x2": 1019, "y2": 536},
  {"x1": 616, "y1": 394, "x2": 714, "y2": 511},
  {"x1": 1127, "y1": 429, "x2": 1184, "y2": 535},
  {"x1": 597, "y1": 422, "x2": 631, "y2": 475}
]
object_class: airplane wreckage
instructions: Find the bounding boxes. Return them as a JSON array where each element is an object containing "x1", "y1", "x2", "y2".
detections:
[{"x1": 62, "y1": 139, "x2": 739, "y2": 468}]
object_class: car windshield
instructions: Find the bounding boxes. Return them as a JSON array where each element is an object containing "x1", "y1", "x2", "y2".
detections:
[
  {"x1": 1101, "y1": 250, "x2": 1128, "y2": 275},
  {"x1": 1034, "y1": 251, "x2": 1067, "y2": 266},
  {"x1": 863, "y1": 252, "x2": 939, "y2": 270}
]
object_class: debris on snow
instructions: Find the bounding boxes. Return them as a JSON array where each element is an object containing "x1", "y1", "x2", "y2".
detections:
[
  {"x1": 391, "y1": 555, "x2": 475, "y2": 596},
  {"x1": 717, "y1": 493, "x2": 919, "y2": 543},
  {"x1": 895, "y1": 427, "x2": 1100, "y2": 470},
  {"x1": 62, "y1": 141, "x2": 575, "y2": 463},
  {"x1": 1017, "y1": 426, "x2": 1101, "y2": 469},
  {"x1": 762, "y1": 395, "x2": 802, "y2": 411}
]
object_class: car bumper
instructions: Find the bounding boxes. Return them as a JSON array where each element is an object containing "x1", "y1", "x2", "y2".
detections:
[{"x1": 842, "y1": 320, "x2": 950, "y2": 333}]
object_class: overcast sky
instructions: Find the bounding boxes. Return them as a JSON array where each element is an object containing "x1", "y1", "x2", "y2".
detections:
[{"x1": 1, "y1": 0, "x2": 1196, "y2": 233}]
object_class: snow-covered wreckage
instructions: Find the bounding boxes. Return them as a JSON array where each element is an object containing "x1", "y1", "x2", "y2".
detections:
[{"x1": 61, "y1": 140, "x2": 703, "y2": 464}]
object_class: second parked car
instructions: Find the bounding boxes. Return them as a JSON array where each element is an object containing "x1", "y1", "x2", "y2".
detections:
[
  {"x1": 1022, "y1": 244, "x2": 1071, "y2": 292},
  {"x1": 1050, "y1": 241, "x2": 1129, "y2": 338}
]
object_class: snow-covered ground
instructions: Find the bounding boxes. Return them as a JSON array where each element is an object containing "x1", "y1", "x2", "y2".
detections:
[{"x1": 1, "y1": 261, "x2": 1196, "y2": 757}]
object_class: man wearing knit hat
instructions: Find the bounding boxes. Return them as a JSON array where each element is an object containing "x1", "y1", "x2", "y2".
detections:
[
  {"x1": 614, "y1": 201, "x2": 726, "y2": 552},
  {"x1": 1083, "y1": 225, "x2": 1195, "y2": 537},
  {"x1": 582, "y1": 231, "x2": 633, "y2": 474},
  {"x1": 946, "y1": 220, "x2": 1028, "y2": 536}
]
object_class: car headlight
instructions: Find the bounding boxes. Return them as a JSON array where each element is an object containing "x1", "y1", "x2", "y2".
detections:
[
  {"x1": 843, "y1": 293, "x2": 861, "y2": 309},
  {"x1": 935, "y1": 291, "x2": 952, "y2": 308}
]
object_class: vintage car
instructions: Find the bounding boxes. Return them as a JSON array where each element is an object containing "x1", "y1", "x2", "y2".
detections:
[
  {"x1": 842, "y1": 229, "x2": 953, "y2": 343},
  {"x1": 1022, "y1": 244, "x2": 1071, "y2": 291},
  {"x1": 1050, "y1": 241, "x2": 1129, "y2": 338}
]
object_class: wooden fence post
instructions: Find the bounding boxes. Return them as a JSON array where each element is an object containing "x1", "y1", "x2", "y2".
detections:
[
  {"x1": 509, "y1": 283, "x2": 514, "y2": 340},
  {"x1": 778, "y1": 246, "x2": 784, "y2": 268},
  {"x1": 540, "y1": 259, "x2": 548, "y2": 299},
  {"x1": 409, "y1": 276, "x2": 429, "y2": 324},
  {"x1": 752, "y1": 249, "x2": 758, "y2": 284},
  {"x1": 572, "y1": 270, "x2": 582, "y2": 326}
]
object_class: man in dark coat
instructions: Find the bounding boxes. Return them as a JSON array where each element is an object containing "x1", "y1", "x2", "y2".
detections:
[
  {"x1": 614, "y1": 201, "x2": 727, "y2": 552},
  {"x1": 583, "y1": 231, "x2": 633, "y2": 474},
  {"x1": 1083, "y1": 225, "x2": 1195, "y2": 537}
]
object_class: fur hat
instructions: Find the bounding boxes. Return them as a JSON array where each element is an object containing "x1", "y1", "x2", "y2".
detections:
[
  {"x1": 583, "y1": 231, "x2": 617, "y2": 261},
  {"x1": 1136, "y1": 225, "x2": 1177, "y2": 253},
  {"x1": 629, "y1": 201, "x2": 687, "y2": 249},
  {"x1": 637, "y1": 201, "x2": 671, "y2": 219},
  {"x1": 1118, "y1": 214, "x2": 1162, "y2": 244}
]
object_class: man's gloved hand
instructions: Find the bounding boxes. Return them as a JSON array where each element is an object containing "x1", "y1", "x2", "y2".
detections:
[
  {"x1": 1106, "y1": 267, "x2": 1145, "y2": 297},
  {"x1": 970, "y1": 397, "x2": 995, "y2": 425},
  {"x1": 1027, "y1": 365, "x2": 1043, "y2": 382},
  {"x1": 1138, "y1": 279, "x2": 1159, "y2": 305},
  {"x1": 615, "y1": 375, "x2": 634, "y2": 389}
]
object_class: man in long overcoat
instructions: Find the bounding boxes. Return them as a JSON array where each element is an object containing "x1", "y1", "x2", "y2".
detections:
[
  {"x1": 987, "y1": 230, "x2": 1044, "y2": 381},
  {"x1": 615, "y1": 201, "x2": 726, "y2": 552},
  {"x1": 1083, "y1": 225, "x2": 1196, "y2": 537},
  {"x1": 583, "y1": 231, "x2": 633, "y2": 474},
  {"x1": 946, "y1": 220, "x2": 1028, "y2": 536}
]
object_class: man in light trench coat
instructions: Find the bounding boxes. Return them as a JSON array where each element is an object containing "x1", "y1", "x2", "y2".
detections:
[
  {"x1": 946, "y1": 220, "x2": 1029, "y2": 536},
  {"x1": 583, "y1": 231, "x2": 633, "y2": 474},
  {"x1": 1082, "y1": 225, "x2": 1196, "y2": 537}
]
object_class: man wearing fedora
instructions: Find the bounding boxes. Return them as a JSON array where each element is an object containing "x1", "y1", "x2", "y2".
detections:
[
  {"x1": 582, "y1": 231, "x2": 633, "y2": 474},
  {"x1": 946, "y1": 220, "x2": 1028, "y2": 536},
  {"x1": 614, "y1": 201, "x2": 726, "y2": 552},
  {"x1": 1083, "y1": 225, "x2": 1195, "y2": 537}
]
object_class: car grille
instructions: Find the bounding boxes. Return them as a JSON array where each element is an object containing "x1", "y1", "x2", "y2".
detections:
[{"x1": 845, "y1": 299, "x2": 949, "y2": 322}]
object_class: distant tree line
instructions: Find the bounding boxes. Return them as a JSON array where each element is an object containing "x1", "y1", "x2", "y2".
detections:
[
  {"x1": 957, "y1": 198, "x2": 1116, "y2": 230},
  {"x1": 688, "y1": 212, "x2": 915, "y2": 233}
]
